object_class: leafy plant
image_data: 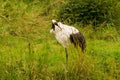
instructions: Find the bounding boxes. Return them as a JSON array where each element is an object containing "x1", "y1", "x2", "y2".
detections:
[{"x1": 57, "y1": 0, "x2": 120, "y2": 28}]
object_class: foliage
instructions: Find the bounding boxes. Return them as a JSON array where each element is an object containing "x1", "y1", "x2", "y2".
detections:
[
  {"x1": 57, "y1": 0, "x2": 120, "y2": 27},
  {"x1": 0, "y1": 0, "x2": 120, "y2": 80}
]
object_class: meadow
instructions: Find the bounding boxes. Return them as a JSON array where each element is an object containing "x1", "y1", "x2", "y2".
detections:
[{"x1": 0, "y1": 0, "x2": 120, "y2": 80}]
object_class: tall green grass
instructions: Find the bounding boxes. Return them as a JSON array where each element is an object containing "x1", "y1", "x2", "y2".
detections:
[
  {"x1": 0, "y1": 34, "x2": 120, "y2": 80},
  {"x1": 0, "y1": 0, "x2": 120, "y2": 80}
]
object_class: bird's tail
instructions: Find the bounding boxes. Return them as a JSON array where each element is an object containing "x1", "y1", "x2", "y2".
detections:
[{"x1": 70, "y1": 32, "x2": 86, "y2": 53}]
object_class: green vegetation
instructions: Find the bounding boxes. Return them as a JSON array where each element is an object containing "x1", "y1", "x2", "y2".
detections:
[
  {"x1": 0, "y1": 0, "x2": 120, "y2": 80},
  {"x1": 58, "y1": 0, "x2": 120, "y2": 27}
]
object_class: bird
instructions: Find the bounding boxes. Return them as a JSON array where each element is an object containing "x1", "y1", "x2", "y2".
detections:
[{"x1": 50, "y1": 20, "x2": 86, "y2": 63}]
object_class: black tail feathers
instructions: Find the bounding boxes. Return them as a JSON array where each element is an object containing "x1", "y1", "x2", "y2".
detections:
[{"x1": 70, "y1": 32, "x2": 86, "y2": 53}]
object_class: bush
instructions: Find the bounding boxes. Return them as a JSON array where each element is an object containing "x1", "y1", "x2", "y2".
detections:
[{"x1": 57, "y1": 0, "x2": 120, "y2": 27}]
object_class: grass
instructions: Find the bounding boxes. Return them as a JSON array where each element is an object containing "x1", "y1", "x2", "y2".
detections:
[
  {"x1": 0, "y1": 35, "x2": 119, "y2": 80},
  {"x1": 0, "y1": 0, "x2": 120, "y2": 80}
]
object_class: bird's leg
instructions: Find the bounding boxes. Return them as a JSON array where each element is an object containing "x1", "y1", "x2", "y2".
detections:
[{"x1": 65, "y1": 48, "x2": 68, "y2": 64}]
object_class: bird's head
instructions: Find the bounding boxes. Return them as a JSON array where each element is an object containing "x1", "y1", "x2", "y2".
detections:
[{"x1": 50, "y1": 20, "x2": 62, "y2": 34}]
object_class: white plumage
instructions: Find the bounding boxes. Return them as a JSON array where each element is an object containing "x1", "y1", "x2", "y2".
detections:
[{"x1": 50, "y1": 20, "x2": 86, "y2": 63}]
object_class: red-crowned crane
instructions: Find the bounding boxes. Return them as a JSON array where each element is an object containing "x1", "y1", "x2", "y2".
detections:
[{"x1": 50, "y1": 20, "x2": 86, "y2": 63}]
